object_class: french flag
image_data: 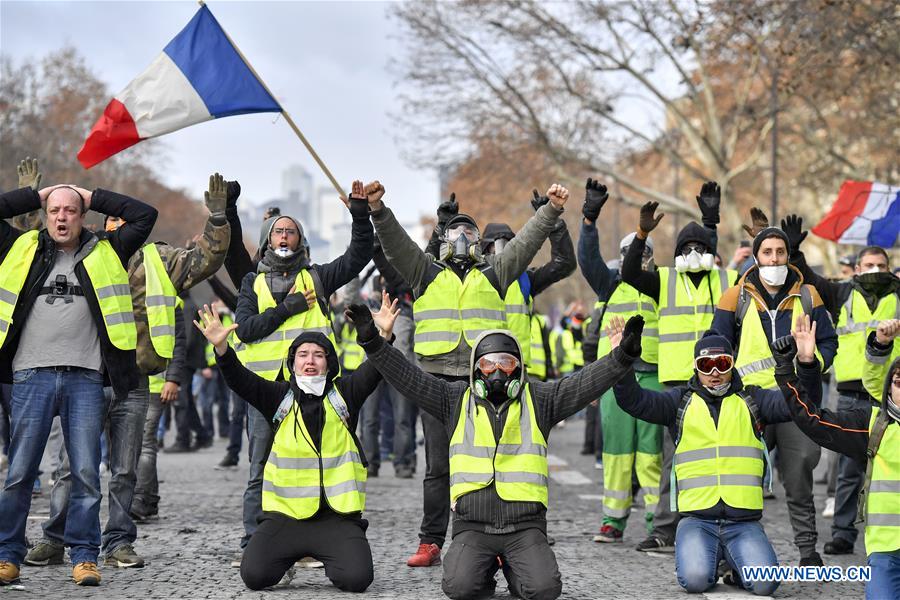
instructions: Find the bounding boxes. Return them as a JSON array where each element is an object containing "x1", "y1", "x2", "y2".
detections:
[
  {"x1": 78, "y1": 5, "x2": 281, "y2": 169},
  {"x1": 812, "y1": 180, "x2": 900, "y2": 248}
]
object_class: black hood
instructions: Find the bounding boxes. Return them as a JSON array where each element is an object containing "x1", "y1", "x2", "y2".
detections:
[
  {"x1": 286, "y1": 331, "x2": 340, "y2": 384},
  {"x1": 482, "y1": 222, "x2": 515, "y2": 243},
  {"x1": 675, "y1": 221, "x2": 712, "y2": 257}
]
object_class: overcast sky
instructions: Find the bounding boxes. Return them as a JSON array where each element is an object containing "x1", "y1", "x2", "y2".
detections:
[{"x1": 0, "y1": 0, "x2": 436, "y2": 224}]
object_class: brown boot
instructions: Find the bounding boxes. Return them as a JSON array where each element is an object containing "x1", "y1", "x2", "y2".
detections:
[
  {"x1": 0, "y1": 561, "x2": 20, "y2": 585},
  {"x1": 72, "y1": 562, "x2": 101, "y2": 586}
]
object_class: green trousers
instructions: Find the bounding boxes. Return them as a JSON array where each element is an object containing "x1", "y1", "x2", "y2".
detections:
[{"x1": 600, "y1": 370, "x2": 663, "y2": 532}]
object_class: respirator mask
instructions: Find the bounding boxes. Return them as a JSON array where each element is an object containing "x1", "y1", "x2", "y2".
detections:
[{"x1": 675, "y1": 243, "x2": 714, "y2": 273}]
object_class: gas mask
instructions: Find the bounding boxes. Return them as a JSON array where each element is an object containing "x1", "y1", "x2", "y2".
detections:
[
  {"x1": 675, "y1": 243, "x2": 714, "y2": 273},
  {"x1": 472, "y1": 352, "x2": 522, "y2": 403},
  {"x1": 758, "y1": 265, "x2": 788, "y2": 287},
  {"x1": 441, "y1": 222, "x2": 481, "y2": 263}
]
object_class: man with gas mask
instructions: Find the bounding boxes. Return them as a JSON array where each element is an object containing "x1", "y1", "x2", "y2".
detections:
[
  {"x1": 194, "y1": 297, "x2": 399, "y2": 593},
  {"x1": 620, "y1": 181, "x2": 737, "y2": 552},
  {"x1": 345, "y1": 301, "x2": 646, "y2": 600},
  {"x1": 363, "y1": 180, "x2": 568, "y2": 568},
  {"x1": 24, "y1": 173, "x2": 231, "y2": 571},
  {"x1": 781, "y1": 214, "x2": 900, "y2": 557},
  {"x1": 605, "y1": 317, "x2": 823, "y2": 596},
  {"x1": 231, "y1": 180, "x2": 373, "y2": 558},
  {"x1": 709, "y1": 224, "x2": 837, "y2": 566},
  {"x1": 578, "y1": 179, "x2": 663, "y2": 543}
]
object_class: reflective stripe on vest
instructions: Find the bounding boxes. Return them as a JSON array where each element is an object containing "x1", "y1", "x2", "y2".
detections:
[
  {"x1": 560, "y1": 329, "x2": 583, "y2": 369},
  {"x1": 505, "y1": 279, "x2": 532, "y2": 365},
  {"x1": 340, "y1": 323, "x2": 365, "y2": 371},
  {"x1": 657, "y1": 267, "x2": 733, "y2": 383},
  {"x1": 235, "y1": 270, "x2": 335, "y2": 380},
  {"x1": 449, "y1": 386, "x2": 548, "y2": 506},
  {"x1": 413, "y1": 267, "x2": 507, "y2": 356},
  {"x1": 262, "y1": 388, "x2": 366, "y2": 519},
  {"x1": 82, "y1": 240, "x2": 138, "y2": 350},
  {"x1": 594, "y1": 282, "x2": 659, "y2": 364},
  {"x1": 735, "y1": 291, "x2": 805, "y2": 389},
  {"x1": 0, "y1": 232, "x2": 40, "y2": 349},
  {"x1": 833, "y1": 290, "x2": 900, "y2": 383},
  {"x1": 673, "y1": 393, "x2": 766, "y2": 512},
  {"x1": 864, "y1": 407, "x2": 900, "y2": 554},
  {"x1": 527, "y1": 314, "x2": 548, "y2": 380},
  {"x1": 142, "y1": 243, "x2": 178, "y2": 359}
]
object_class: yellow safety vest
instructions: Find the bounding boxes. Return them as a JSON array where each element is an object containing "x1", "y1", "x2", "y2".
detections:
[
  {"x1": 205, "y1": 313, "x2": 234, "y2": 367},
  {"x1": 339, "y1": 322, "x2": 365, "y2": 371},
  {"x1": 413, "y1": 266, "x2": 507, "y2": 356},
  {"x1": 527, "y1": 314, "x2": 548, "y2": 380},
  {"x1": 674, "y1": 393, "x2": 766, "y2": 512},
  {"x1": 0, "y1": 231, "x2": 136, "y2": 351},
  {"x1": 142, "y1": 243, "x2": 179, "y2": 359},
  {"x1": 449, "y1": 386, "x2": 548, "y2": 506},
  {"x1": 262, "y1": 388, "x2": 366, "y2": 520},
  {"x1": 657, "y1": 267, "x2": 733, "y2": 383},
  {"x1": 864, "y1": 407, "x2": 900, "y2": 555},
  {"x1": 594, "y1": 282, "x2": 659, "y2": 364},
  {"x1": 505, "y1": 278, "x2": 531, "y2": 365},
  {"x1": 560, "y1": 329, "x2": 583, "y2": 371},
  {"x1": 235, "y1": 270, "x2": 335, "y2": 380},
  {"x1": 834, "y1": 290, "x2": 900, "y2": 383},
  {"x1": 148, "y1": 373, "x2": 166, "y2": 395}
]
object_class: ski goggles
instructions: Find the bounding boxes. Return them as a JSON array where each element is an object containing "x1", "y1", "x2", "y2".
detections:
[
  {"x1": 446, "y1": 223, "x2": 479, "y2": 242},
  {"x1": 476, "y1": 352, "x2": 519, "y2": 376},
  {"x1": 694, "y1": 354, "x2": 734, "y2": 375}
]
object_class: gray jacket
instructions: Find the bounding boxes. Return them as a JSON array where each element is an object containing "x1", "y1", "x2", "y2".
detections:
[{"x1": 371, "y1": 202, "x2": 565, "y2": 377}]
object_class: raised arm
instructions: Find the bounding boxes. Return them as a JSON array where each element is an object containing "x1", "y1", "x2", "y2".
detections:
[
  {"x1": 91, "y1": 188, "x2": 158, "y2": 264},
  {"x1": 367, "y1": 182, "x2": 433, "y2": 294},
  {"x1": 223, "y1": 180, "x2": 256, "y2": 288},
  {"x1": 313, "y1": 185, "x2": 374, "y2": 297},
  {"x1": 11, "y1": 158, "x2": 43, "y2": 231},
  {"x1": 577, "y1": 219, "x2": 614, "y2": 298}
]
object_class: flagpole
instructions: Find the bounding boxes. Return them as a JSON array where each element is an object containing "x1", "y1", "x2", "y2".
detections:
[{"x1": 199, "y1": 0, "x2": 347, "y2": 198}]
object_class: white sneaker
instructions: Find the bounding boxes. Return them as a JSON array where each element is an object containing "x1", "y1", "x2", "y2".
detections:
[
  {"x1": 296, "y1": 556, "x2": 324, "y2": 568},
  {"x1": 822, "y1": 497, "x2": 835, "y2": 518}
]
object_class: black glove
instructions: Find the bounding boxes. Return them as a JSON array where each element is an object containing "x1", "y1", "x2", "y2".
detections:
[
  {"x1": 226, "y1": 180, "x2": 241, "y2": 210},
  {"x1": 620, "y1": 315, "x2": 644, "y2": 357},
  {"x1": 348, "y1": 198, "x2": 369, "y2": 219},
  {"x1": 345, "y1": 303, "x2": 378, "y2": 343},
  {"x1": 696, "y1": 181, "x2": 720, "y2": 226},
  {"x1": 280, "y1": 291, "x2": 310, "y2": 317},
  {"x1": 771, "y1": 335, "x2": 797, "y2": 376},
  {"x1": 531, "y1": 189, "x2": 549, "y2": 212},
  {"x1": 639, "y1": 201, "x2": 664, "y2": 234},
  {"x1": 582, "y1": 178, "x2": 608, "y2": 222},
  {"x1": 780, "y1": 215, "x2": 808, "y2": 253},
  {"x1": 437, "y1": 193, "x2": 459, "y2": 225}
]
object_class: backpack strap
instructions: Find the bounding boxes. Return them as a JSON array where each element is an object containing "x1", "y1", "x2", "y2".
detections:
[
  {"x1": 857, "y1": 408, "x2": 891, "y2": 523},
  {"x1": 735, "y1": 285, "x2": 751, "y2": 328},
  {"x1": 326, "y1": 387, "x2": 351, "y2": 428},
  {"x1": 799, "y1": 285, "x2": 814, "y2": 316},
  {"x1": 305, "y1": 268, "x2": 330, "y2": 316},
  {"x1": 737, "y1": 387, "x2": 765, "y2": 440}
]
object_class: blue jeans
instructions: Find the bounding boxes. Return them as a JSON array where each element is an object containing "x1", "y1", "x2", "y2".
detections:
[
  {"x1": 675, "y1": 517, "x2": 779, "y2": 596},
  {"x1": 242, "y1": 405, "x2": 274, "y2": 549},
  {"x1": 198, "y1": 369, "x2": 228, "y2": 439},
  {"x1": 867, "y1": 550, "x2": 900, "y2": 600},
  {"x1": 0, "y1": 383, "x2": 11, "y2": 455},
  {"x1": 43, "y1": 380, "x2": 150, "y2": 554},
  {"x1": 0, "y1": 368, "x2": 105, "y2": 565}
]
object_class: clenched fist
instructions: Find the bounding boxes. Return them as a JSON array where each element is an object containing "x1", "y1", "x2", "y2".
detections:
[{"x1": 547, "y1": 184, "x2": 569, "y2": 209}]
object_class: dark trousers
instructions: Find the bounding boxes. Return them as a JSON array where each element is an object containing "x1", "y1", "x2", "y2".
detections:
[
  {"x1": 650, "y1": 426, "x2": 679, "y2": 543},
  {"x1": 421, "y1": 405, "x2": 452, "y2": 547},
  {"x1": 226, "y1": 391, "x2": 248, "y2": 459},
  {"x1": 583, "y1": 402, "x2": 601, "y2": 456},
  {"x1": 359, "y1": 380, "x2": 415, "y2": 472},
  {"x1": 174, "y1": 369, "x2": 207, "y2": 447},
  {"x1": 240, "y1": 511, "x2": 373, "y2": 592},
  {"x1": 832, "y1": 392, "x2": 871, "y2": 546},
  {"x1": 441, "y1": 529, "x2": 562, "y2": 600}
]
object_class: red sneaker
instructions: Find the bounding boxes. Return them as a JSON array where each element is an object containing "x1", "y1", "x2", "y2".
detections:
[
  {"x1": 406, "y1": 543, "x2": 441, "y2": 567},
  {"x1": 592, "y1": 524, "x2": 623, "y2": 543}
]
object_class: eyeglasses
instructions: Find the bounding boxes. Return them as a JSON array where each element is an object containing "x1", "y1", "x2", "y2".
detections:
[
  {"x1": 694, "y1": 354, "x2": 734, "y2": 375},
  {"x1": 446, "y1": 224, "x2": 479, "y2": 242},
  {"x1": 476, "y1": 352, "x2": 519, "y2": 375},
  {"x1": 272, "y1": 227, "x2": 298, "y2": 236}
]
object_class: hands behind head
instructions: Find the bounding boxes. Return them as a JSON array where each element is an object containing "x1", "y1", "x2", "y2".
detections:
[
  {"x1": 38, "y1": 184, "x2": 92, "y2": 211},
  {"x1": 193, "y1": 304, "x2": 238, "y2": 356}
]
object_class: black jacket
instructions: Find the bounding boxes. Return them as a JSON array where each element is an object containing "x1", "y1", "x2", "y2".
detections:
[{"x1": 0, "y1": 187, "x2": 157, "y2": 397}]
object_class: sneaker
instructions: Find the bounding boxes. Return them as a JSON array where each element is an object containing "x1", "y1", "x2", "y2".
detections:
[
  {"x1": 163, "y1": 443, "x2": 193, "y2": 454},
  {"x1": 0, "y1": 561, "x2": 20, "y2": 585},
  {"x1": 824, "y1": 538, "x2": 854, "y2": 555},
  {"x1": 593, "y1": 525, "x2": 623, "y2": 543},
  {"x1": 635, "y1": 535, "x2": 674, "y2": 553},
  {"x1": 24, "y1": 540, "x2": 65, "y2": 566},
  {"x1": 406, "y1": 543, "x2": 441, "y2": 567},
  {"x1": 296, "y1": 556, "x2": 324, "y2": 568},
  {"x1": 579, "y1": 446, "x2": 595, "y2": 456},
  {"x1": 230, "y1": 553, "x2": 242, "y2": 569},
  {"x1": 104, "y1": 544, "x2": 145, "y2": 568},
  {"x1": 72, "y1": 562, "x2": 101, "y2": 586},
  {"x1": 594, "y1": 459, "x2": 603, "y2": 470},
  {"x1": 395, "y1": 465, "x2": 414, "y2": 479},
  {"x1": 216, "y1": 453, "x2": 239, "y2": 469},
  {"x1": 799, "y1": 551, "x2": 823, "y2": 567},
  {"x1": 130, "y1": 502, "x2": 158, "y2": 523},
  {"x1": 822, "y1": 496, "x2": 835, "y2": 518}
]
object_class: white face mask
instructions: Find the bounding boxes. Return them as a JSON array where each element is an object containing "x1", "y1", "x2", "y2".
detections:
[
  {"x1": 274, "y1": 247, "x2": 296, "y2": 258},
  {"x1": 703, "y1": 381, "x2": 730, "y2": 396},
  {"x1": 758, "y1": 264, "x2": 788, "y2": 286},
  {"x1": 296, "y1": 374, "x2": 327, "y2": 396},
  {"x1": 675, "y1": 250, "x2": 714, "y2": 273}
]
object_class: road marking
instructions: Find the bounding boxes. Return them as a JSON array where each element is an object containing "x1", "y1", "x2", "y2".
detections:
[
  {"x1": 547, "y1": 454, "x2": 567, "y2": 467},
  {"x1": 578, "y1": 494, "x2": 604, "y2": 500},
  {"x1": 550, "y1": 470, "x2": 593, "y2": 485}
]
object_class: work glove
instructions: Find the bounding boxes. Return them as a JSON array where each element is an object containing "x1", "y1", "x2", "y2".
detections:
[
  {"x1": 582, "y1": 178, "x2": 608, "y2": 222},
  {"x1": 437, "y1": 193, "x2": 459, "y2": 226},
  {"x1": 226, "y1": 180, "x2": 241, "y2": 211},
  {"x1": 280, "y1": 290, "x2": 312, "y2": 317},
  {"x1": 17, "y1": 157, "x2": 41, "y2": 190},
  {"x1": 620, "y1": 315, "x2": 644, "y2": 358},
  {"x1": 348, "y1": 198, "x2": 369, "y2": 219},
  {"x1": 771, "y1": 335, "x2": 797, "y2": 376},
  {"x1": 205, "y1": 173, "x2": 227, "y2": 214},
  {"x1": 780, "y1": 214, "x2": 808, "y2": 253},
  {"x1": 531, "y1": 188, "x2": 549, "y2": 212},
  {"x1": 741, "y1": 207, "x2": 769, "y2": 238},
  {"x1": 638, "y1": 201, "x2": 664, "y2": 235},
  {"x1": 345, "y1": 303, "x2": 378, "y2": 344},
  {"x1": 696, "y1": 181, "x2": 721, "y2": 226}
]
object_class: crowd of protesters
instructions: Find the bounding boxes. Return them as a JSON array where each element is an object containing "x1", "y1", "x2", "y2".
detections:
[{"x1": 0, "y1": 158, "x2": 896, "y2": 599}]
